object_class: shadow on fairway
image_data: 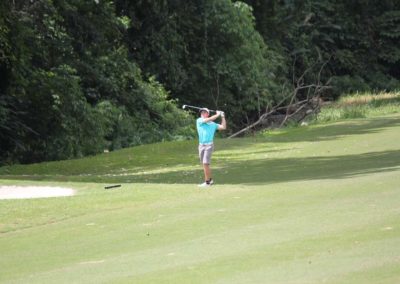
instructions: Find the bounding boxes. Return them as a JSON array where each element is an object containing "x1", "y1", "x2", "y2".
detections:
[
  {"x1": 1, "y1": 116, "x2": 399, "y2": 185},
  {"x1": 205, "y1": 116, "x2": 400, "y2": 157},
  {"x1": 213, "y1": 149, "x2": 400, "y2": 185},
  {"x1": 80, "y1": 149, "x2": 400, "y2": 185},
  {"x1": 252, "y1": 116, "x2": 400, "y2": 144}
]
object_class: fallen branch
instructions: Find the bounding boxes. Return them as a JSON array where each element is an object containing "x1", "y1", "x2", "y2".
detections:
[
  {"x1": 228, "y1": 58, "x2": 331, "y2": 138},
  {"x1": 227, "y1": 99, "x2": 315, "y2": 138}
]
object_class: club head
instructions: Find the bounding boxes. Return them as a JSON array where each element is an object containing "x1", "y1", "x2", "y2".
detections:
[{"x1": 182, "y1": 105, "x2": 187, "y2": 109}]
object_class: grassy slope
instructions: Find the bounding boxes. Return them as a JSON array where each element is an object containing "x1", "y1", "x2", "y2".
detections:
[{"x1": 0, "y1": 114, "x2": 400, "y2": 283}]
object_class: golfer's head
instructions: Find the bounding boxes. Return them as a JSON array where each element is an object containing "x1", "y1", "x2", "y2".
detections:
[{"x1": 199, "y1": 108, "x2": 210, "y2": 117}]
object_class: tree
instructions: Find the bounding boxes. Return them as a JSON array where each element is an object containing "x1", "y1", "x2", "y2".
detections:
[
  {"x1": 118, "y1": 0, "x2": 283, "y2": 129},
  {"x1": 243, "y1": 0, "x2": 400, "y2": 97},
  {"x1": 0, "y1": 0, "x2": 192, "y2": 165}
]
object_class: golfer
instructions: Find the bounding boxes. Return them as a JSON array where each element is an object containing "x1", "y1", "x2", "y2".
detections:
[{"x1": 196, "y1": 108, "x2": 226, "y2": 187}]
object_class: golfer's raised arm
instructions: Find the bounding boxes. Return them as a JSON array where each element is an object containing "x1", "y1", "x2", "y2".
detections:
[
  {"x1": 202, "y1": 112, "x2": 221, "y2": 123},
  {"x1": 218, "y1": 114, "x2": 226, "y2": 130}
]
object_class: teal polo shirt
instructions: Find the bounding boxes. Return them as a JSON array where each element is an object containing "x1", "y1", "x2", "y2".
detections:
[{"x1": 196, "y1": 118, "x2": 219, "y2": 144}]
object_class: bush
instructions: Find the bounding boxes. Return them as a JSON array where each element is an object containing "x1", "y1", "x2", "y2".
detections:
[
  {"x1": 366, "y1": 72, "x2": 400, "y2": 92},
  {"x1": 330, "y1": 75, "x2": 370, "y2": 98}
]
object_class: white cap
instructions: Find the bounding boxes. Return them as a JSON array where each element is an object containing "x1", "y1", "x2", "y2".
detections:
[{"x1": 199, "y1": 108, "x2": 210, "y2": 113}]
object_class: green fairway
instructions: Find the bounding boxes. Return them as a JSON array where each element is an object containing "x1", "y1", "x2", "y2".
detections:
[{"x1": 1, "y1": 114, "x2": 400, "y2": 283}]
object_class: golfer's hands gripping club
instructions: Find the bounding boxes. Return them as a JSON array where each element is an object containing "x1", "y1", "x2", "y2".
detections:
[{"x1": 217, "y1": 110, "x2": 225, "y2": 118}]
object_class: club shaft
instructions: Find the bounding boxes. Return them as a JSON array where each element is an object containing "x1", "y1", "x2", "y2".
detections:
[
  {"x1": 183, "y1": 105, "x2": 216, "y2": 112},
  {"x1": 184, "y1": 105, "x2": 201, "y2": 110}
]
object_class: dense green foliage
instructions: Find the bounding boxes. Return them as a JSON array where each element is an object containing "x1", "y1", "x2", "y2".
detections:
[
  {"x1": 244, "y1": 0, "x2": 400, "y2": 96},
  {"x1": 119, "y1": 0, "x2": 283, "y2": 125},
  {"x1": 0, "y1": 0, "x2": 192, "y2": 164},
  {"x1": 1, "y1": 0, "x2": 399, "y2": 165}
]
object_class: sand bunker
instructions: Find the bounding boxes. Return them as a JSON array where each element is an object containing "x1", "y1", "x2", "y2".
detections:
[{"x1": 0, "y1": 186, "x2": 75, "y2": 200}]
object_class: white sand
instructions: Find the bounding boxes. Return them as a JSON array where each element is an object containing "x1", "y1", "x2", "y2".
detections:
[{"x1": 0, "y1": 186, "x2": 75, "y2": 200}]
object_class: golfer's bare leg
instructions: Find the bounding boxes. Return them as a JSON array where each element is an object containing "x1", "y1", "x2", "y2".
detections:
[{"x1": 203, "y1": 163, "x2": 211, "y2": 181}]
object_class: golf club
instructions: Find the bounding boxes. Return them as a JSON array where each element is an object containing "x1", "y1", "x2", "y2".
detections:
[
  {"x1": 104, "y1": 184, "x2": 121, "y2": 189},
  {"x1": 182, "y1": 104, "x2": 216, "y2": 113}
]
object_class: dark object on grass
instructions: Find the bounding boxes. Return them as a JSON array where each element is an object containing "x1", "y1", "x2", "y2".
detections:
[{"x1": 104, "y1": 184, "x2": 121, "y2": 189}]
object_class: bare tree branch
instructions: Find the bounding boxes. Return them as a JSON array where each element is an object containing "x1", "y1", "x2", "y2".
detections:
[{"x1": 228, "y1": 59, "x2": 331, "y2": 138}]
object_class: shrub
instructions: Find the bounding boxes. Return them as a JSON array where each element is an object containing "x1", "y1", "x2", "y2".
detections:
[{"x1": 330, "y1": 75, "x2": 370, "y2": 98}]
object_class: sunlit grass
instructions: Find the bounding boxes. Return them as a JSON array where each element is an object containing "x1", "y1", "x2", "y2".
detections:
[
  {"x1": 338, "y1": 91, "x2": 400, "y2": 106},
  {"x1": 1, "y1": 113, "x2": 400, "y2": 283},
  {"x1": 316, "y1": 91, "x2": 400, "y2": 122}
]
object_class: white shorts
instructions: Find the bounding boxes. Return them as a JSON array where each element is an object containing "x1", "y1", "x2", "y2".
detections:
[{"x1": 198, "y1": 143, "x2": 214, "y2": 164}]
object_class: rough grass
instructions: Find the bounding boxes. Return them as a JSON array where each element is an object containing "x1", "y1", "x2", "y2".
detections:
[
  {"x1": 1, "y1": 112, "x2": 400, "y2": 283},
  {"x1": 316, "y1": 91, "x2": 400, "y2": 122}
]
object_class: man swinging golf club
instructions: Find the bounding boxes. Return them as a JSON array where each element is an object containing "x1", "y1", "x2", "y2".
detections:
[{"x1": 197, "y1": 107, "x2": 226, "y2": 187}]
